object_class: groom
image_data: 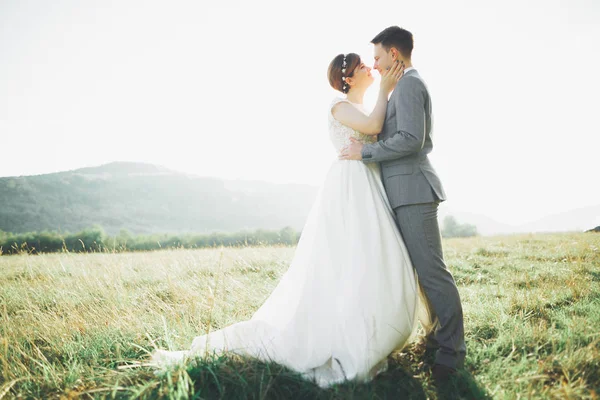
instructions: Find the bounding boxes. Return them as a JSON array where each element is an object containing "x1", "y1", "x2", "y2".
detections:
[{"x1": 340, "y1": 26, "x2": 466, "y2": 381}]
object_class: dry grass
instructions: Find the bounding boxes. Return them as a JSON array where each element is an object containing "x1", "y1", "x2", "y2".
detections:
[{"x1": 0, "y1": 233, "x2": 599, "y2": 399}]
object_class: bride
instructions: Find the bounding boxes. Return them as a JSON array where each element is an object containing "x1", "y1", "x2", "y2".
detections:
[{"x1": 150, "y1": 53, "x2": 431, "y2": 388}]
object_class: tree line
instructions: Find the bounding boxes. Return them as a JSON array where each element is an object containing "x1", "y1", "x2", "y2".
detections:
[
  {"x1": 441, "y1": 216, "x2": 478, "y2": 238},
  {"x1": 0, "y1": 216, "x2": 478, "y2": 255},
  {"x1": 0, "y1": 226, "x2": 300, "y2": 255}
]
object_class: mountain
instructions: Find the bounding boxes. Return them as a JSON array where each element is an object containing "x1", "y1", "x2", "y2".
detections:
[
  {"x1": 515, "y1": 204, "x2": 600, "y2": 233},
  {"x1": 439, "y1": 204, "x2": 600, "y2": 235},
  {"x1": 0, "y1": 162, "x2": 319, "y2": 235},
  {"x1": 1, "y1": 162, "x2": 597, "y2": 236}
]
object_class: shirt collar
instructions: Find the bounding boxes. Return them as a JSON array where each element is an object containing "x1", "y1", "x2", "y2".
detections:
[{"x1": 403, "y1": 66, "x2": 415, "y2": 74}]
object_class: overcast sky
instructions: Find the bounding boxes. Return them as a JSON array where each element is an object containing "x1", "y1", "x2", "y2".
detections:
[{"x1": 1, "y1": 0, "x2": 598, "y2": 226}]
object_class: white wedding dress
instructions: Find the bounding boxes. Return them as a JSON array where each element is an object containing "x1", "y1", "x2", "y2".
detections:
[{"x1": 150, "y1": 98, "x2": 430, "y2": 388}]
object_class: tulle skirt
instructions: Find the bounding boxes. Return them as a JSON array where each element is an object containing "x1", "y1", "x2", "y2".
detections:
[{"x1": 151, "y1": 160, "x2": 430, "y2": 387}]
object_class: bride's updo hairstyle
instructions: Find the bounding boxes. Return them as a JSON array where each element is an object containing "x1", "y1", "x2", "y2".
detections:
[{"x1": 328, "y1": 53, "x2": 361, "y2": 94}]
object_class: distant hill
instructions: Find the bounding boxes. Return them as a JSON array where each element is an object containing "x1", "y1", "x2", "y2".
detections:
[
  {"x1": 440, "y1": 204, "x2": 600, "y2": 235},
  {"x1": 515, "y1": 204, "x2": 600, "y2": 233},
  {"x1": 1, "y1": 162, "x2": 597, "y2": 236},
  {"x1": 0, "y1": 162, "x2": 319, "y2": 235}
]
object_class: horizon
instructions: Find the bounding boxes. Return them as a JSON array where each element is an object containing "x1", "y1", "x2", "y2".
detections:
[{"x1": 1, "y1": 0, "x2": 599, "y2": 227}]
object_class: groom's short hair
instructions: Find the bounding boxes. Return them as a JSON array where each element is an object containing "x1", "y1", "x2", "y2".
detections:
[{"x1": 371, "y1": 26, "x2": 413, "y2": 59}]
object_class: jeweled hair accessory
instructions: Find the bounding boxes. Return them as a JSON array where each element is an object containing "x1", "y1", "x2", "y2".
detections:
[{"x1": 341, "y1": 54, "x2": 349, "y2": 93}]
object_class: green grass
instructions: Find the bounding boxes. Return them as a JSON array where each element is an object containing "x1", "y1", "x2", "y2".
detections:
[{"x1": 1, "y1": 233, "x2": 599, "y2": 399}]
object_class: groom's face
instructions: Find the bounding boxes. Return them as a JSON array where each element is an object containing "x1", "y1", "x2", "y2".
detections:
[{"x1": 372, "y1": 43, "x2": 394, "y2": 75}]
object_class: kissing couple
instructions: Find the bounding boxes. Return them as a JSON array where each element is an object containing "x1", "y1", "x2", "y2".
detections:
[{"x1": 149, "y1": 26, "x2": 466, "y2": 388}]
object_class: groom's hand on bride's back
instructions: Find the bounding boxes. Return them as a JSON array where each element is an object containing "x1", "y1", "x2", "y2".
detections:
[{"x1": 339, "y1": 138, "x2": 364, "y2": 160}]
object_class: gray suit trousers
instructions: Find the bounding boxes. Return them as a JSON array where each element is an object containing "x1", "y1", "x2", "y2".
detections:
[{"x1": 393, "y1": 202, "x2": 466, "y2": 369}]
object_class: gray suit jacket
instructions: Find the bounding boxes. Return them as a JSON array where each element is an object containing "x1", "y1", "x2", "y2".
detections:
[{"x1": 362, "y1": 69, "x2": 446, "y2": 209}]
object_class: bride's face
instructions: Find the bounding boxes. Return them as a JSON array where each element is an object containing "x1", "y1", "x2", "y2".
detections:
[{"x1": 349, "y1": 61, "x2": 374, "y2": 89}]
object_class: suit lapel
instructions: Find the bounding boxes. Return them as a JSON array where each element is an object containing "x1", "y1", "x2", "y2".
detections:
[{"x1": 383, "y1": 69, "x2": 419, "y2": 138}]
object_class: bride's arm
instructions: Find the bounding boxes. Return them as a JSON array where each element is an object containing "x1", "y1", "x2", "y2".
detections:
[
  {"x1": 361, "y1": 77, "x2": 427, "y2": 162},
  {"x1": 331, "y1": 91, "x2": 390, "y2": 135},
  {"x1": 331, "y1": 62, "x2": 403, "y2": 135}
]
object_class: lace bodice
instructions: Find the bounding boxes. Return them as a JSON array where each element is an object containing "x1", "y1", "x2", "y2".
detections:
[{"x1": 328, "y1": 97, "x2": 377, "y2": 153}]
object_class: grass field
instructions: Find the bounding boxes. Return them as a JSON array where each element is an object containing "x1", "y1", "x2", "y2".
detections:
[{"x1": 1, "y1": 232, "x2": 599, "y2": 399}]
